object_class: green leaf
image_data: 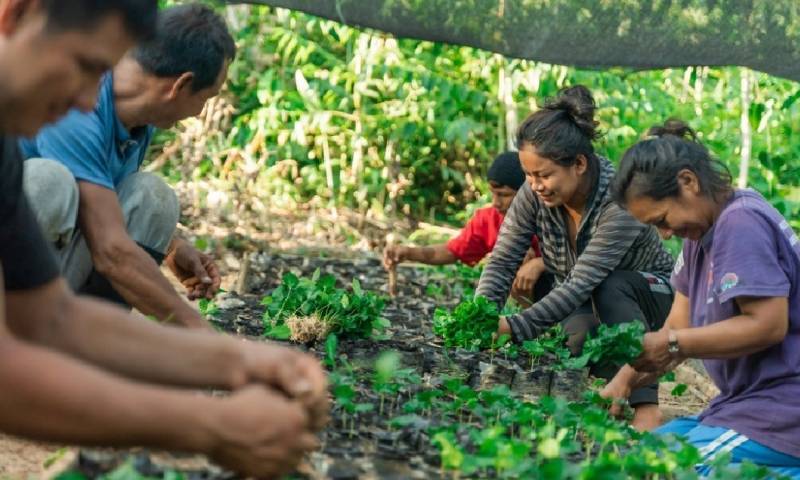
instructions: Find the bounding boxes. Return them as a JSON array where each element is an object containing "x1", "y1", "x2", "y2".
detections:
[
  {"x1": 782, "y1": 88, "x2": 800, "y2": 110},
  {"x1": 433, "y1": 296, "x2": 499, "y2": 350},
  {"x1": 671, "y1": 383, "x2": 688, "y2": 397},
  {"x1": 265, "y1": 323, "x2": 292, "y2": 340},
  {"x1": 432, "y1": 432, "x2": 464, "y2": 470},
  {"x1": 537, "y1": 438, "x2": 561, "y2": 459},
  {"x1": 54, "y1": 473, "x2": 88, "y2": 480},
  {"x1": 317, "y1": 274, "x2": 336, "y2": 290},
  {"x1": 163, "y1": 473, "x2": 185, "y2": 480},
  {"x1": 660, "y1": 371, "x2": 677, "y2": 382},
  {"x1": 374, "y1": 350, "x2": 401, "y2": 385},
  {"x1": 577, "y1": 322, "x2": 646, "y2": 368},
  {"x1": 324, "y1": 333, "x2": 338, "y2": 368},
  {"x1": 260, "y1": 271, "x2": 386, "y2": 340},
  {"x1": 282, "y1": 272, "x2": 299, "y2": 287},
  {"x1": 352, "y1": 278, "x2": 363, "y2": 296},
  {"x1": 354, "y1": 402, "x2": 375, "y2": 413}
]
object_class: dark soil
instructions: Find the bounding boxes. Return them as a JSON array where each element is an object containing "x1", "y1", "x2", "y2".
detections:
[{"x1": 63, "y1": 253, "x2": 588, "y2": 479}]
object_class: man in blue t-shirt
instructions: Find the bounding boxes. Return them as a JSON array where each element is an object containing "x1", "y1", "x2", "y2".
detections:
[{"x1": 19, "y1": 4, "x2": 236, "y2": 329}]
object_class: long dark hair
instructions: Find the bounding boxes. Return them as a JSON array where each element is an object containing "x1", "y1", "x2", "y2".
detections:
[
  {"x1": 516, "y1": 85, "x2": 601, "y2": 170},
  {"x1": 612, "y1": 119, "x2": 732, "y2": 206}
]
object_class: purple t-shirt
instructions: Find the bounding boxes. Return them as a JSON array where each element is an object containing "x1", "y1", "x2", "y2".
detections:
[{"x1": 672, "y1": 189, "x2": 800, "y2": 457}]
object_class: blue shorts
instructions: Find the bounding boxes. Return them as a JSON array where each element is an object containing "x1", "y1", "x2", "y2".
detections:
[{"x1": 657, "y1": 416, "x2": 800, "y2": 479}]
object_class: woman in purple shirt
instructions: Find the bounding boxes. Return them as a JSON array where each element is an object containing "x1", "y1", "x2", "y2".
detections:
[{"x1": 604, "y1": 120, "x2": 800, "y2": 477}]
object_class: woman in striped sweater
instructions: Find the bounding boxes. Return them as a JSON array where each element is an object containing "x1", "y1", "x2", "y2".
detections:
[{"x1": 475, "y1": 85, "x2": 675, "y2": 430}]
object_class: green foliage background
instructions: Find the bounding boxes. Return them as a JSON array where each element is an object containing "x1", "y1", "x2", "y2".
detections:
[{"x1": 152, "y1": 3, "x2": 800, "y2": 237}]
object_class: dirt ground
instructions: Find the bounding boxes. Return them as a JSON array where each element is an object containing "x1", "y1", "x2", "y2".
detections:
[{"x1": 0, "y1": 434, "x2": 74, "y2": 479}]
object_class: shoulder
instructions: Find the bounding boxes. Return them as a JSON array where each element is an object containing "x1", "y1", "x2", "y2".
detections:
[
  {"x1": 513, "y1": 182, "x2": 542, "y2": 213},
  {"x1": 94, "y1": 73, "x2": 118, "y2": 127},
  {"x1": 717, "y1": 190, "x2": 781, "y2": 234},
  {"x1": 710, "y1": 190, "x2": 794, "y2": 258},
  {"x1": 596, "y1": 156, "x2": 616, "y2": 192},
  {"x1": 53, "y1": 74, "x2": 115, "y2": 143},
  {"x1": 468, "y1": 206, "x2": 498, "y2": 227},
  {"x1": 472, "y1": 205, "x2": 497, "y2": 218},
  {"x1": 596, "y1": 200, "x2": 640, "y2": 227},
  {"x1": 37, "y1": 87, "x2": 110, "y2": 149}
]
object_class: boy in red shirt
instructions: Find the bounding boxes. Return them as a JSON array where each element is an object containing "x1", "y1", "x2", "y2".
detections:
[{"x1": 384, "y1": 151, "x2": 541, "y2": 304}]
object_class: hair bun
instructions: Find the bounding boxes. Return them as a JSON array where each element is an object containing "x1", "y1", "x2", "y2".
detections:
[
  {"x1": 647, "y1": 119, "x2": 697, "y2": 141},
  {"x1": 544, "y1": 85, "x2": 600, "y2": 140}
]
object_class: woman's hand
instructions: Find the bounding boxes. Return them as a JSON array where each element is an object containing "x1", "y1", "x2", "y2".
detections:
[
  {"x1": 511, "y1": 257, "x2": 545, "y2": 300},
  {"x1": 632, "y1": 328, "x2": 674, "y2": 374},
  {"x1": 497, "y1": 316, "x2": 512, "y2": 337},
  {"x1": 600, "y1": 375, "x2": 632, "y2": 417}
]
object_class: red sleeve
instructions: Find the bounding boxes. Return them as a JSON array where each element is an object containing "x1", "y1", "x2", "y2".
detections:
[
  {"x1": 446, "y1": 211, "x2": 493, "y2": 266},
  {"x1": 530, "y1": 235, "x2": 541, "y2": 257}
]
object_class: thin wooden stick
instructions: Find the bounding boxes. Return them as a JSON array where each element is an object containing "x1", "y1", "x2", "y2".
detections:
[
  {"x1": 388, "y1": 265, "x2": 397, "y2": 297},
  {"x1": 386, "y1": 233, "x2": 398, "y2": 297}
]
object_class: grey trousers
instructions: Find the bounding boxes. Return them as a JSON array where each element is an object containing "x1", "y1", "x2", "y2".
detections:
[{"x1": 22, "y1": 158, "x2": 179, "y2": 297}]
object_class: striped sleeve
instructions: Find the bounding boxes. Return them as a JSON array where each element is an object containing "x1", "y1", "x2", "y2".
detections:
[
  {"x1": 475, "y1": 183, "x2": 538, "y2": 311},
  {"x1": 506, "y1": 203, "x2": 646, "y2": 341}
]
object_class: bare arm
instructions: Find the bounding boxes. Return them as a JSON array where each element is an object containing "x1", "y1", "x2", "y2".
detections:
[
  {"x1": 77, "y1": 181, "x2": 207, "y2": 329},
  {"x1": 0, "y1": 339, "x2": 320, "y2": 477},
  {"x1": 6, "y1": 278, "x2": 241, "y2": 388},
  {"x1": 0, "y1": 335, "x2": 218, "y2": 449},
  {"x1": 675, "y1": 296, "x2": 788, "y2": 359},
  {"x1": 610, "y1": 293, "x2": 788, "y2": 395},
  {"x1": 5, "y1": 278, "x2": 329, "y2": 419},
  {"x1": 476, "y1": 186, "x2": 538, "y2": 316},
  {"x1": 0, "y1": 265, "x2": 322, "y2": 476},
  {"x1": 0, "y1": 300, "x2": 319, "y2": 476},
  {"x1": 402, "y1": 244, "x2": 458, "y2": 265},
  {"x1": 383, "y1": 244, "x2": 457, "y2": 268}
]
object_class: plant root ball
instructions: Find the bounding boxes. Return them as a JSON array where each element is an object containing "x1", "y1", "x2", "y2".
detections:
[{"x1": 286, "y1": 314, "x2": 331, "y2": 343}]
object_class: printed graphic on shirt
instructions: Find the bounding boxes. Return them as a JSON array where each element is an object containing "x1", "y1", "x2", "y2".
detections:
[{"x1": 719, "y1": 272, "x2": 739, "y2": 293}]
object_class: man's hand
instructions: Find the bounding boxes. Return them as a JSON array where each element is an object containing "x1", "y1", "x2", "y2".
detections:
[
  {"x1": 511, "y1": 257, "x2": 544, "y2": 302},
  {"x1": 207, "y1": 385, "x2": 319, "y2": 478},
  {"x1": 165, "y1": 238, "x2": 221, "y2": 300},
  {"x1": 632, "y1": 328, "x2": 674, "y2": 374},
  {"x1": 382, "y1": 245, "x2": 407, "y2": 270},
  {"x1": 238, "y1": 341, "x2": 330, "y2": 431}
]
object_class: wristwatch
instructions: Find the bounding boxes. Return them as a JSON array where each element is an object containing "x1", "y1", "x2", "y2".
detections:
[{"x1": 667, "y1": 329, "x2": 681, "y2": 356}]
